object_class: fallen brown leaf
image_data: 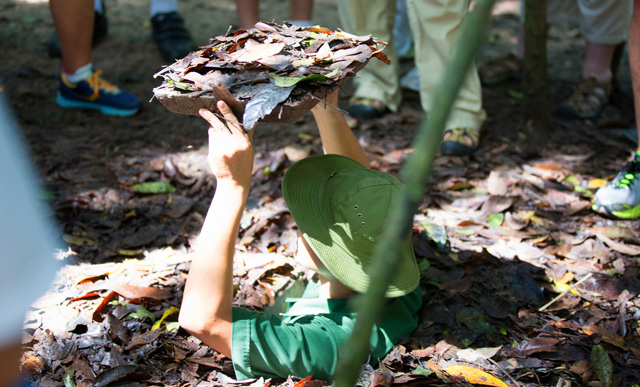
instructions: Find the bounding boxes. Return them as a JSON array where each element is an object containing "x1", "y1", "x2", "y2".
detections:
[
  {"x1": 92, "y1": 291, "x2": 119, "y2": 322},
  {"x1": 581, "y1": 325, "x2": 628, "y2": 351},
  {"x1": 109, "y1": 284, "x2": 172, "y2": 301},
  {"x1": 593, "y1": 231, "x2": 640, "y2": 256}
]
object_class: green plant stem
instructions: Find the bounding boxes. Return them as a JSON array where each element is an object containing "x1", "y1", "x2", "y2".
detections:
[{"x1": 333, "y1": 1, "x2": 496, "y2": 386}]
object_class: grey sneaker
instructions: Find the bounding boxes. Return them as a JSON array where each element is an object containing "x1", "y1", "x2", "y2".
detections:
[{"x1": 592, "y1": 152, "x2": 640, "y2": 219}]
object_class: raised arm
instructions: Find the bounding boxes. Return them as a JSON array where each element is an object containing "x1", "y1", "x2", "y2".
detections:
[
  {"x1": 311, "y1": 89, "x2": 370, "y2": 167},
  {"x1": 179, "y1": 101, "x2": 254, "y2": 358}
]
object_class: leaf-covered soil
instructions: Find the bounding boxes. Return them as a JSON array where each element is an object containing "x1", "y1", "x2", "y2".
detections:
[{"x1": 2, "y1": 0, "x2": 640, "y2": 386}]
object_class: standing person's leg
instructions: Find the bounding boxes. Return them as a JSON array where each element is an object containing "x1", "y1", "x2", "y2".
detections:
[
  {"x1": 337, "y1": 0, "x2": 401, "y2": 118},
  {"x1": 47, "y1": 0, "x2": 107, "y2": 58},
  {"x1": 49, "y1": 0, "x2": 93, "y2": 74},
  {"x1": 288, "y1": 0, "x2": 313, "y2": 26},
  {"x1": 478, "y1": 0, "x2": 577, "y2": 85},
  {"x1": 50, "y1": 0, "x2": 141, "y2": 116},
  {"x1": 558, "y1": 0, "x2": 632, "y2": 119},
  {"x1": 581, "y1": 42, "x2": 616, "y2": 83},
  {"x1": 236, "y1": 0, "x2": 260, "y2": 29},
  {"x1": 407, "y1": 0, "x2": 485, "y2": 156},
  {"x1": 151, "y1": 0, "x2": 196, "y2": 62},
  {"x1": 592, "y1": 0, "x2": 640, "y2": 219}
]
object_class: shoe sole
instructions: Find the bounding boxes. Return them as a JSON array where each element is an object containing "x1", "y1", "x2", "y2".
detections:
[
  {"x1": 592, "y1": 202, "x2": 640, "y2": 220},
  {"x1": 440, "y1": 140, "x2": 474, "y2": 156},
  {"x1": 57, "y1": 92, "x2": 139, "y2": 117},
  {"x1": 557, "y1": 97, "x2": 609, "y2": 120},
  {"x1": 346, "y1": 105, "x2": 386, "y2": 119}
]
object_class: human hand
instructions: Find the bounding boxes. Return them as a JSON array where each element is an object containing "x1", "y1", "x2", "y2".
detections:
[{"x1": 199, "y1": 101, "x2": 254, "y2": 188}]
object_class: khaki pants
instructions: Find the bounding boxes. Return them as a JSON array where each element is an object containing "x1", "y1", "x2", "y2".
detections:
[
  {"x1": 527, "y1": 0, "x2": 632, "y2": 45},
  {"x1": 337, "y1": 0, "x2": 486, "y2": 131}
]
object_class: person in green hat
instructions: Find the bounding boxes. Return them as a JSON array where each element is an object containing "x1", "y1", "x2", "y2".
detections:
[{"x1": 179, "y1": 90, "x2": 422, "y2": 381}]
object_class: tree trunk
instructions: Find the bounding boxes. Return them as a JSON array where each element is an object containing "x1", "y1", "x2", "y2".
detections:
[{"x1": 523, "y1": 0, "x2": 549, "y2": 148}]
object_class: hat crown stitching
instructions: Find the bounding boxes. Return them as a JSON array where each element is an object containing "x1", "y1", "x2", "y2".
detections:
[{"x1": 282, "y1": 154, "x2": 418, "y2": 297}]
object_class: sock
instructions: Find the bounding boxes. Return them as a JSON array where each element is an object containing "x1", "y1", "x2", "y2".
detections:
[
  {"x1": 150, "y1": 0, "x2": 179, "y2": 17},
  {"x1": 94, "y1": 0, "x2": 104, "y2": 14},
  {"x1": 65, "y1": 63, "x2": 93, "y2": 83},
  {"x1": 288, "y1": 19, "x2": 313, "y2": 27},
  {"x1": 5, "y1": 379, "x2": 32, "y2": 387}
]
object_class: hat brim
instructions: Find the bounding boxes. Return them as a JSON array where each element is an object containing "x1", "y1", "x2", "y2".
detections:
[{"x1": 282, "y1": 154, "x2": 419, "y2": 297}]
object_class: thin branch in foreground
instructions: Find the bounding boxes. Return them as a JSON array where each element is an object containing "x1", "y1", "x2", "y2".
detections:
[
  {"x1": 538, "y1": 273, "x2": 593, "y2": 312},
  {"x1": 310, "y1": 93, "x2": 350, "y2": 116},
  {"x1": 332, "y1": 1, "x2": 497, "y2": 386}
]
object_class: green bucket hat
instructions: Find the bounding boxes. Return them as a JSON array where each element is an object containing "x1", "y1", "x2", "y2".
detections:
[{"x1": 282, "y1": 154, "x2": 420, "y2": 298}]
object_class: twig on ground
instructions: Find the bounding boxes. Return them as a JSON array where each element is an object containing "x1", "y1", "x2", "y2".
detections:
[
  {"x1": 488, "y1": 358, "x2": 521, "y2": 387},
  {"x1": 538, "y1": 273, "x2": 593, "y2": 312}
]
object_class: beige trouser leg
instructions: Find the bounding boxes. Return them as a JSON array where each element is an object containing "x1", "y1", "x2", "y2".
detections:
[
  {"x1": 529, "y1": 0, "x2": 631, "y2": 45},
  {"x1": 576, "y1": 0, "x2": 631, "y2": 45},
  {"x1": 406, "y1": 0, "x2": 486, "y2": 132},
  {"x1": 337, "y1": 0, "x2": 402, "y2": 112}
]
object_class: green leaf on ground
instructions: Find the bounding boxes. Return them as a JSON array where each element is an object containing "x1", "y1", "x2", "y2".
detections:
[
  {"x1": 565, "y1": 175, "x2": 580, "y2": 185},
  {"x1": 129, "y1": 306, "x2": 157, "y2": 322},
  {"x1": 420, "y1": 221, "x2": 447, "y2": 249},
  {"x1": 131, "y1": 182, "x2": 176, "y2": 194},
  {"x1": 63, "y1": 370, "x2": 76, "y2": 387},
  {"x1": 456, "y1": 307, "x2": 495, "y2": 334},
  {"x1": 573, "y1": 185, "x2": 593, "y2": 195},
  {"x1": 507, "y1": 89, "x2": 523, "y2": 99},
  {"x1": 412, "y1": 366, "x2": 433, "y2": 376},
  {"x1": 418, "y1": 259, "x2": 430, "y2": 273},
  {"x1": 487, "y1": 212, "x2": 504, "y2": 227},
  {"x1": 591, "y1": 345, "x2": 613, "y2": 387}
]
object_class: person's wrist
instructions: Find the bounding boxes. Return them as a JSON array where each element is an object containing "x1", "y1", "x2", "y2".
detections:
[{"x1": 215, "y1": 177, "x2": 251, "y2": 193}]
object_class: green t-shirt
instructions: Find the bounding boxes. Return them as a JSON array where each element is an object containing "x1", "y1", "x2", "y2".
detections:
[{"x1": 231, "y1": 282, "x2": 422, "y2": 381}]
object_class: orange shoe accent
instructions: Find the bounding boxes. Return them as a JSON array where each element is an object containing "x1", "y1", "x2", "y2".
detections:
[{"x1": 61, "y1": 70, "x2": 119, "y2": 102}]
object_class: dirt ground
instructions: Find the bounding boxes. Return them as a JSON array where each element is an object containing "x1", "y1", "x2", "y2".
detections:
[{"x1": 2, "y1": 0, "x2": 640, "y2": 386}]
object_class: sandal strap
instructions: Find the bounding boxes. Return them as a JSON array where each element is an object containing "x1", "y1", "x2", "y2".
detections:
[
  {"x1": 443, "y1": 127, "x2": 479, "y2": 147},
  {"x1": 349, "y1": 96, "x2": 385, "y2": 110},
  {"x1": 567, "y1": 76, "x2": 611, "y2": 114}
]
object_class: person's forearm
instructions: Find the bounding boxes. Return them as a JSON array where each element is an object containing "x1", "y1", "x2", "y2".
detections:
[
  {"x1": 179, "y1": 180, "x2": 249, "y2": 358},
  {"x1": 236, "y1": 0, "x2": 260, "y2": 29},
  {"x1": 312, "y1": 102, "x2": 370, "y2": 167}
]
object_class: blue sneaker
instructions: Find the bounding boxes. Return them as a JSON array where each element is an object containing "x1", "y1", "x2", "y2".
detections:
[
  {"x1": 592, "y1": 151, "x2": 640, "y2": 219},
  {"x1": 57, "y1": 70, "x2": 142, "y2": 116}
]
